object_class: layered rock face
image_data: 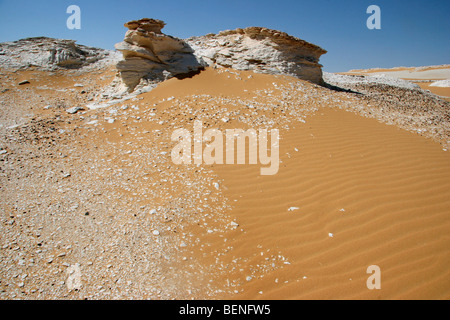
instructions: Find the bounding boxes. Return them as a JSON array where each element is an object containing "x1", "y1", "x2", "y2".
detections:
[
  {"x1": 0, "y1": 37, "x2": 116, "y2": 71},
  {"x1": 115, "y1": 18, "x2": 327, "y2": 92},
  {"x1": 115, "y1": 18, "x2": 204, "y2": 91},
  {"x1": 186, "y1": 27, "x2": 327, "y2": 85}
]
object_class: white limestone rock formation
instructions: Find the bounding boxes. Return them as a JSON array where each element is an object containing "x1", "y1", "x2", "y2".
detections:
[
  {"x1": 0, "y1": 37, "x2": 118, "y2": 71},
  {"x1": 115, "y1": 18, "x2": 204, "y2": 92},
  {"x1": 115, "y1": 19, "x2": 328, "y2": 92},
  {"x1": 186, "y1": 27, "x2": 327, "y2": 85}
]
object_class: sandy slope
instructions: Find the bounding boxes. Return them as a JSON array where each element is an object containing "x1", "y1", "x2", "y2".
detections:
[
  {"x1": 128, "y1": 68, "x2": 450, "y2": 299},
  {"x1": 1, "y1": 66, "x2": 449, "y2": 299},
  {"x1": 416, "y1": 82, "x2": 450, "y2": 101},
  {"x1": 213, "y1": 108, "x2": 450, "y2": 299}
]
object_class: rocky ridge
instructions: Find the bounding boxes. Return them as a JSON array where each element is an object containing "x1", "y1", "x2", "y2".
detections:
[
  {"x1": 114, "y1": 18, "x2": 327, "y2": 93},
  {"x1": 0, "y1": 37, "x2": 119, "y2": 71},
  {"x1": 187, "y1": 27, "x2": 327, "y2": 84}
]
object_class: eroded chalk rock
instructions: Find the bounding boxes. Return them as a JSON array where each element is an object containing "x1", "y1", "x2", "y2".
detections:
[
  {"x1": 186, "y1": 27, "x2": 327, "y2": 85},
  {"x1": 0, "y1": 37, "x2": 118, "y2": 71},
  {"x1": 115, "y1": 18, "x2": 204, "y2": 92},
  {"x1": 114, "y1": 18, "x2": 327, "y2": 93}
]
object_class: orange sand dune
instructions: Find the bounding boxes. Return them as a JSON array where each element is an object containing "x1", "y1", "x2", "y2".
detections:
[
  {"x1": 212, "y1": 109, "x2": 450, "y2": 299},
  {"x1": 139, "y1": 68, "x2": 450, "y2": 299}
]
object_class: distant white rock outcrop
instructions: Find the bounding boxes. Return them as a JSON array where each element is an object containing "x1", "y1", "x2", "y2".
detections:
[
  {"x1": 430, "y1": 79, "x2": 450, "y2": 88},
  {"x1": 0, "y1": 37, "x2": 119, "y2": 71}
]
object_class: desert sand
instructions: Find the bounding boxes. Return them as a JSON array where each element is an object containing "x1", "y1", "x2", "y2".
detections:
[
  {"x1": 345, "y1": 65, "x2": 450, "y2": 80},
  {"x1": 1, "y1": 64, "x2": 449, "y2": 300},
  {"x1": 1, "y1": 19, "x2": 449, "y2": 300},
  {"x1": 343, "y1": 65, "x2": 450, "y2": 100}
]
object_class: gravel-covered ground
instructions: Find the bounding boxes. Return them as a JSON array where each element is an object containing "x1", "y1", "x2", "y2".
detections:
[{"x1": 1, "y1": 63, "x2": 449, "y2": 299}]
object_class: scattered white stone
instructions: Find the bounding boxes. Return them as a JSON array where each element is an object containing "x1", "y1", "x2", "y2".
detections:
[
  {"x1": 328, "y1": 233, "x2": 334, "y2": 238},
  {"x1": 66, "y1": 107, "x2": 84, "y2": 114},
  {"x1": 74, "y1": 83, "x2": 84, "y2": 87},
  {"x1": 288, "y1": 207, "x2": 300, "y2": 211},
  {"x1": 149, "y1": 209, "x2": 157, "y2": 215},
  {"x1": 323, "y1": 72, "x2": 421, "y2": 91},
  {"x1": 152, "y1": 230, "x2": 160, "y2": 236},
  {"x1": 66, "y1": 264, "x2": 82, "y2": 291},
  {"x1": 246, "y1": 276, "x2": 252, "y2": 281},
  {"x1": 213, "y1": 182, "x2": 220, "y2": 190}
]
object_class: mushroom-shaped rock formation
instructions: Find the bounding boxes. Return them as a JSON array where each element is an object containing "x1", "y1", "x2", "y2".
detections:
[{"x1": 115, "y1": 18, "x2": 204, "y2": 92}]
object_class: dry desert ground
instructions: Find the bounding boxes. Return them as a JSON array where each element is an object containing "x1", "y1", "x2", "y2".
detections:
[{"x1": 1, "y1": 26, "x2": 449, "y2": 300}]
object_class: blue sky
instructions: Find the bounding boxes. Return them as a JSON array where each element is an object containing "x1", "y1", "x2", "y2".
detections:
[{"x1": 0, "y1": 0, "x2": 448, "y2": 72}]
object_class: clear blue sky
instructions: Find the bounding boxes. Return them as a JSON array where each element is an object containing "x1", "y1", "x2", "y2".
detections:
[{"x1": 0, "y1": 0, "x2": 448, "y2": 72}]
